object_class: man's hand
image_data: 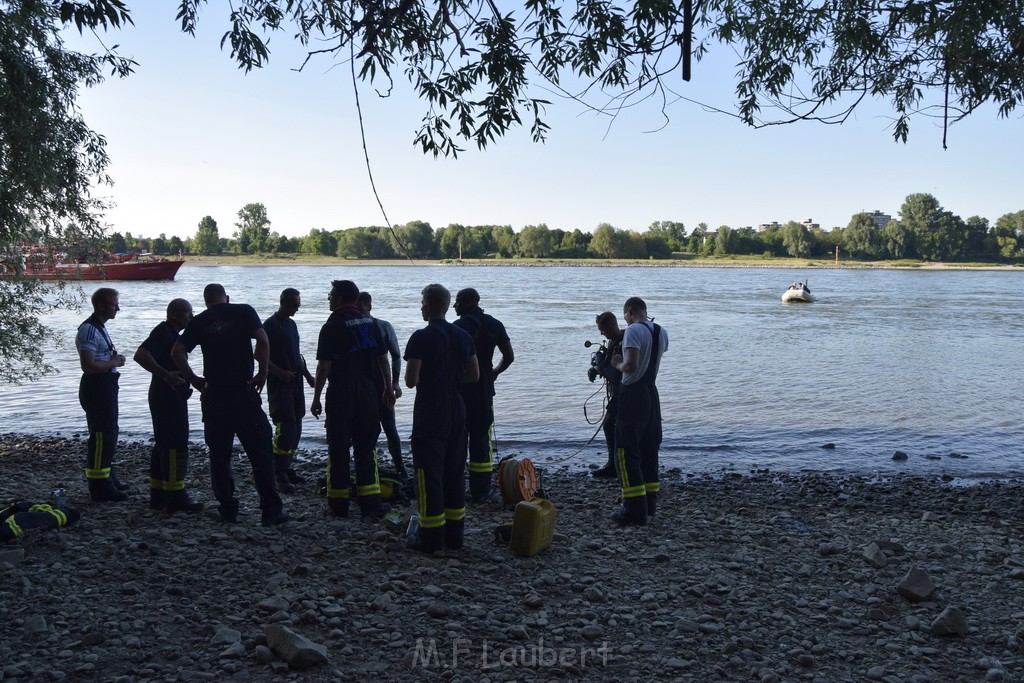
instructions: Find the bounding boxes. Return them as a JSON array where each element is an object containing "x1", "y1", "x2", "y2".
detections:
[
  {"x1": 383, "y1": 385, "x2": 397, "y2": 409},
  {"x1": 249, "y1": 370, "x2": 267, "y2": 394},
  {"x1": 311, "y1": 397, "x2": 322, "y2": 419},
  {"x1": 392, "y1": 383, "x2": 403, "y2": 400},
  {"x1": 164, "y1": 370, "x2": 186, "y2": 387}
]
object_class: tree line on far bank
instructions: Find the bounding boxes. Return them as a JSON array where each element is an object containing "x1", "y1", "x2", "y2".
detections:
[{"x1": 115, "y1": 194, "x2": 1024, "y2": 263}]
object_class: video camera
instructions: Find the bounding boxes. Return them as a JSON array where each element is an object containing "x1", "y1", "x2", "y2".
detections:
[{"x1": 584, "y1": 340, "x2": 608, "y2": 382}]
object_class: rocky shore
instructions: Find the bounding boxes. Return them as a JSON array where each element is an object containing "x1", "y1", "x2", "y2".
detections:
[{"x1": 3, "y1": 436, "x2": 1024, "y2": 682}]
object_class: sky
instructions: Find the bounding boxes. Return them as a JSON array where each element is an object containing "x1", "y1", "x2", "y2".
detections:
[{"x1": 70, "y1": 4, "x2": 1024, "y2": 241}]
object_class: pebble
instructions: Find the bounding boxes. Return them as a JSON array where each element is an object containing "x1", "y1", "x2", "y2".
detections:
[{"x1": 3, "y1": 437, "x2": 1022, "y2": 681}]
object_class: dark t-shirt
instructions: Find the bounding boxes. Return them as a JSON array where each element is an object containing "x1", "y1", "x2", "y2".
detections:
[
  {"x1": 140, "y1": 321, "x2": 179, "y2": 375},
  {"x1": 264, "y1": 313, "x2": 302, "y2": 391},
  {"x1": 404, "y1": 320, "x2": 474, "y2": 436},
  {"x1": 141, "y1": 320, "x2": 192, "y2": 400},
  {"x1": 315, "y1": 309, "x2": 386, "y2": 393},
  {"x1": 453, "y1": 307, "x2": 508, "y2": 398},
  {"x1": 178, "y1": 302, "x2": 262, "y2": 386}
]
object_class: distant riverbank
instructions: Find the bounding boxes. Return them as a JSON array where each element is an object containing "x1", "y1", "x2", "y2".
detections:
[{"x1": 181, "y1": 254, "x2": 1022, "y2": 270}]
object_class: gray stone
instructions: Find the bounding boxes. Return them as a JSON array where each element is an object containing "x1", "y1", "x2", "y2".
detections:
[
  {"x1": 219, "y1": 642, "x2": 246, "y2": 659},
  {"x1": 892, "y1": 451, "x2": 908, "y2": 461},
  {"x1": 897, "y1": 568, "x2": 937, "y2": 603},
  {"x1": 863, "y1": 542, "x2": 888, "y2": 568},
  {"x1": 24, "y1": 615, "x2": 48, "y2": 634},
  {"x1": 210, "y1": 627, "x2": 241, "y2": 646},
  {"x1": 264, "y1": 624, "x2": 329, "y2": 670},
  {"x1": 0, "y1": 548, "x2": 26, "y2": 564},
  {"x1": 80, "y1": 633, "x2": 105, "y2": 647},
  {"x1": 257, "y1": 596, "x2": 290, "y2": 613},
  {"x1": 867, "y1": 665, "x2": 886, "y2": 680},
  {"x1": 930, "y1": 606, "x2": 969, "y2": 636},
  {"x1": 255, "y1": 645, "x2": 275, "y2": 663}
]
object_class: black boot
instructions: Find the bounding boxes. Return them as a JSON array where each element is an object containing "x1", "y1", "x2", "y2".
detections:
[
  {"x1": 165, "y1": 491, "x2": 204, "y2": 514},
  {"x1": 89, "y1": 479, "x2": 128, "y2": 503},
  {"x1": 469, "y1": 472, "x2": 492, "y2": 503},
  {"x1": 109, "y1": 470, "x2": 131, "y2": 492},
  {"x1": 275, "y1": 471, "x2": 296, "y2": 494},
  {"x1": 149, "y1": 489, "x2": 166, "y2": 511},
  {"x1": 646, "y1": 491, "x2": 658, "y2": 518},
  {"x1": 261, "y1": 509, "x2": 290, "y2": 526},
  {"x1": 444, "y1": 519, "x2": 465, "y2": 550},
  {"x1": 285, "y1": 468, "x2": 303, "y2": 485},
  {"x1": 611, "y1": 496, "x2": 647, "y2": 527},
  {"x1": 409, "y1": 525, "x2": 444, "y2": 554},
  {"x1": 328, "y1": 499, "x2": 349, "y2": 518},
  {"x1": 592, "y1": 463, "x2": 616, "y2": 478},
  {"x1": 359, "y1": 495, "x2": 391, "y2": 519}
]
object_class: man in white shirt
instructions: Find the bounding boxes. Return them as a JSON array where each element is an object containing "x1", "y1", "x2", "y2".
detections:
[{"x1": 610, "y1": 296, "x2": 668, "y2": 526}]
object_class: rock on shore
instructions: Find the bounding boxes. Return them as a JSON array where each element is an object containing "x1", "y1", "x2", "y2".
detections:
[{"x1": 2, "y1": 436, "x2": 1024, "y2": 682}]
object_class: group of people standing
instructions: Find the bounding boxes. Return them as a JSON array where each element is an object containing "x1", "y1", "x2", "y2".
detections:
[
  {"x1": 74, "y1": 282, "x2": 517, "y2": 551},
  {"x1": 75, "y1": 283, "x2": 665, "y2": 544}
]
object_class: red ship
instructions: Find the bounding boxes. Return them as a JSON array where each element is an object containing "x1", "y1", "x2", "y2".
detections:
[{"x1": 19, "y1": 250, "x2": 185, "y2": 281}]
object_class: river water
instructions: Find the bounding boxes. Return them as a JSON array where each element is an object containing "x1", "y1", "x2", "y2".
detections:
[{"x1": 7, "y1": 264, "x2": 1023, "y2": 479}]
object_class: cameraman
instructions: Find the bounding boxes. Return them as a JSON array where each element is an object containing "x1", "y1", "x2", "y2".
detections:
[{"x1": 590, "y1": 312, "x2": 623, "y2": 478}]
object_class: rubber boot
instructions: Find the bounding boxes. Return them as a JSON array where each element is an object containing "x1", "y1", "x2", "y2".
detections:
[
  {"x1": 443, "y1": 519, "x2": 465, "y2": 550},
  {"x1": 218, "y1": 502, "x2": 239, "y2": 523},
  {"x1": 328, "y1": 499, "x2": 349, "y2": 518},
  {"x1": 469, "y1": 472, "x2": 493, "y2": 503},
  {"x1": 592, "y1": 461, "x2": 616, "y2": 478},
  {"x1": 165, "y1": 491, "x2": 204, "y2": 514},
  {"x1": 149, "y1": 489, "x2": 166, "y2": 511},
  {"x1": 611, "y1": 496, "x2": 647, "y2": 527},
  {"x1": 646, "y1": 491, "x2": 658, "y2": 518},
  {"x1": 410, "y1": 525, "x2": 444, "y2": 554},
  {"x1": 275, "y1": 457, "x2": 295, "y2": 494},
  {"x1": 275, "y1": 471, "x2": 295, "y2": 494},
  {"x1": 89, "y1": 479, "x2": 128, "y2": 503},
  {"x1": 359, "y1": 495, "x2": 391, "y2": 519},
  {"x1": 285, "y1": 468, "x2": 303, "y2": 485},
  {"x1": 109, "y1": 470, "x2": 131, "y2": 492}
]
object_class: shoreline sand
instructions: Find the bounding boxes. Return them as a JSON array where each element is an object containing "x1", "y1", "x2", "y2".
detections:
[
  {"x1": 178, "y1": 255, "x2": 1023, "y2": 271},
  {"x1": 3, "y1": 436, "x2": 1024, "y2": 681}
]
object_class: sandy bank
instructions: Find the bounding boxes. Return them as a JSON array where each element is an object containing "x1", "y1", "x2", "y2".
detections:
[
  {"x1": 3, "y1": 436, "x2": 1024, "y2": 681},
  {"x1": 179, "y1": 255, "x2": 1022, "y2": 270}
]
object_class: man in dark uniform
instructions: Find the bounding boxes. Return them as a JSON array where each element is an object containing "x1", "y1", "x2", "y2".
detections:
[
  {"x1": 310, "y1": 280, "x2": 395, "y2": 519},
  {"x1": 609, "y1": 296, "x2": 668, "y2": 526},
  {"x1": 171, "y1": 284, "x2": 288, "y2": 526},
  {"x1": 405, "y1": 284, "x2": 478, "y2": 553},
  {"x1": 590, "y1": 311, "x2": 624, "y2": 479},
  {"x1": 264, "y1": 288, "x2": 315, "y2": 493},
  {"x1": 453, "y1": 288, "x2": 514, "y2": 502},
  {"x1": 356, "y1": 291, "x2": 406, "y2": 478},
  {"x1": 133, "y1": 298, "x2": 203, "y2": 514},
  {"x1": 76, "y1": 287, "x2": 128, "y2": 502}
]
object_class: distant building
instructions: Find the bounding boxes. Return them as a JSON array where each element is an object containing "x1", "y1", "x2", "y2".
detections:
[
  {"x1": 801, "y1": 218, "x2": 820, "y2": 230},
  {"x1": 870, "y1": 210, "x2": 892, "y2": 229},
  {"x1": 757, "y1": 221, "x2": 781, "y2": 233}
]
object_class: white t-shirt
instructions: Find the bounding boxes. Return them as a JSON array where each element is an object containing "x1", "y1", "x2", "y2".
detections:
[
  {"x1": 621, "y1": 321, "x2": 668, "y2": 386},
  {"x1": 76, "y1": 318, "x2": 119, "y2": 374}
]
